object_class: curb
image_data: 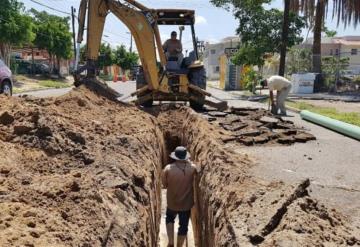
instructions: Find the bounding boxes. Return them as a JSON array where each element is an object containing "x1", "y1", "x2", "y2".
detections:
[{"x1": 14, "y1": 86, "x2": 73, "y2": 95}]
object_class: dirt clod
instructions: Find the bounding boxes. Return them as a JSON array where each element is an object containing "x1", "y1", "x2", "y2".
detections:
[
  {"x1": 0, "y1": 111, "x2": 15, "y2": 125},
  {"x1": 203, "y1": 107, "x2": 315, "y2": 146}
]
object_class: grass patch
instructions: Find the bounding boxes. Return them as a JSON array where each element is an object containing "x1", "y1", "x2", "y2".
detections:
[
  {"x1": 13, "y1": 88, "x2": 22, "y2": 94},
  {"x1": 287, "y1": 101, "x2": 360, "y2": 127},
  {"x1": 38, "y1": 80, "x2": 72, "y2": 89}
]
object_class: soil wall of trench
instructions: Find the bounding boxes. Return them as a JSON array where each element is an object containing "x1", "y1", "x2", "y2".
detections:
[{"x1": 0, "y1": 88, "x2": 359, "y2": 246}]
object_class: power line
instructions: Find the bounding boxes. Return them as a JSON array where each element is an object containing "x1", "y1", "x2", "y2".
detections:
[{"x1": 29, "y1": 0, "x2": 72, "y2": 16}]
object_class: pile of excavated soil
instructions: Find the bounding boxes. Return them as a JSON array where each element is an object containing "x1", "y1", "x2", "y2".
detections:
[
  {"x1": 0, "y1": 88, "x2": 359, "y2": 246},
  {"x1": 0, "y1": 87, "x2": 165, "y2": 246},
  {"x1": 201, "y1": 107, "x2": 316, "y2": 146}
]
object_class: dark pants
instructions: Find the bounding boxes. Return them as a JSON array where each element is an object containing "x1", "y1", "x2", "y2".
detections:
[{"x1": 166, "y1": 208, "x2": 191, "y2": 236}]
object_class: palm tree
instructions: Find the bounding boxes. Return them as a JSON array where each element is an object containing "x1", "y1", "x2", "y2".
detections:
[
  {"x1": 332, "y1": 0, "x2": 360, "y2": 27},
  {"x1": 289, "y1": 0, "x2": 328, "y2": 74},
  {"x1": 289, "y1": 0, "x2": 360, "y2": 75},
  {"x1": 279, "y1": 0, "x2": 290, "y2": 76}
]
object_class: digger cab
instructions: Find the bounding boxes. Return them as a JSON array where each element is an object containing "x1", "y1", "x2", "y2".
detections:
[
  {"x1": 156, "y1": 9, "x2": 200, "y2": 69},
  {"x1": 136, "y1": 9, "x2": 208, "y2": 109}
]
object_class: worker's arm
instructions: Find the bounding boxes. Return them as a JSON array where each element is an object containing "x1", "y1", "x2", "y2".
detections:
[
  {"x1": 162, "y1": 167, "x2": 168, "y2": 189},
  {"x1": 269, "y1": 90, "x2": 274, "y2": 105},
  {"x1": 176, "y1": 40, "x2": 183, "y2": 53},
  {"x1": 162, "y1": 40, "x2": 168, "y2": 52}
]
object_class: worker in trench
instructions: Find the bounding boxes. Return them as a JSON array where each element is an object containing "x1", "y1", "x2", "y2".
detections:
[
  {"x1": 163, "y1": 31, "x2": 184, "y2": 66},
  {"x1": 162, "y1": 146, "x2": 198, "y2": 247},
  {"x1": 265, "y1": 75, "x2": 293, "y2": 116}
]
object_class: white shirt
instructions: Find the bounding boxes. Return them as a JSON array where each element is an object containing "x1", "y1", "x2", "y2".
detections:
[{"x1": 268, "y1": 76, "x2": 292, "y2": 91}]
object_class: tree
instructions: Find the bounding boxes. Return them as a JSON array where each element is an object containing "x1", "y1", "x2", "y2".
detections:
[
  {"x1": 98, "y1": 43, "x2": 114, "y2": 69},
  {"x1": 30, "y1": 9, "x2": 72, "y2": 75},
  {"x1": 279, "y1": 0, "x2": 291, "y2": 76},
  {"x1": 0, "y1": 0, "x2": 34, "y2": 66},
  {"x1": 290, "y1": 0, "x2": 360, "y2": 74},
  {"x1": 113, "y1": 45, "x2": 139, "y2": 73},
  {"x1": 322, "y1": 55, "x2": 350, "y2": 89},
  {"x1": 286, "y1": 47, "x2": 312, "y2": 74},
  {"x1": 211, "y1": 0, "x2": 305, "y2": 67},
  {"x1": 235, "y1": 9, "x2": 304, "y2": 67},
  {"x1": 332, "y1": 0, "x2": 360, "y2": 28}
]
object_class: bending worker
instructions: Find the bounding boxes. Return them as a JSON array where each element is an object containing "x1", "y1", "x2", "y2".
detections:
[
  {"x1": 162, "y1": 146, "x2": 198, "y2": 247},
  {"x1": 266, "y1": 75, "x2": 293, "y2": 116},
  {"x1": 163, "y1": 31, "x2": 183, "y2": 65}
]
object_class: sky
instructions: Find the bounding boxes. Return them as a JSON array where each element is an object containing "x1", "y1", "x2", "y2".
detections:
[{"x1": 20, "y1": 0, "x2": 359, "y2": 51}]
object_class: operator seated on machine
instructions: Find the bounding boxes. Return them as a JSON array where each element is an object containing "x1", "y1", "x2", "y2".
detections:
[{"x1": 163, "y1": 31, "x2": 184, "y2": 67}]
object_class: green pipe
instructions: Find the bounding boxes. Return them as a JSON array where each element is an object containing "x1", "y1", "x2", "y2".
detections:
[{"x1": 300, "y1": 110, "x2": 360, "y2": 140}]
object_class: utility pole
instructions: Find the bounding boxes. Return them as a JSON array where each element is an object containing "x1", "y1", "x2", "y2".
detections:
[
  {"x1": 71, "y1": 7, "x2": 77, "y2": 63},
  {"x1": 127, "y1": 32, "x2": 133, "y2": 52}
]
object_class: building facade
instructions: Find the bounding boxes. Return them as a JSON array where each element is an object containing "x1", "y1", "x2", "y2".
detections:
[
  {"x1": 203, "y1": 37, "x2": 241, "y2": 80},
  {"x1": 299, "y1": 36, "x2": 360, "y2": 74}
]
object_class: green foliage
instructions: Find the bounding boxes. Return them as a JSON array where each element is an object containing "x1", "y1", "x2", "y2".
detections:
[
  {"x1": 322, "y1": 25, "x2": 337, "y2": 38},
  {"x1": 38, "y1": 80, "x2": 71, "y2": 88},
  {"x1": 30, "y1": 9, "x2": 72, "y2": 60},
  {"x1": 0, "y1": 0, "x2": 35, "y2": 65},
  {"x1": 79, "y1": 45, "x2": 86, "y2": 64},
  {"x1": 287, "y1": 101, "x2": 360, "y2": 127},
  {"x1": 322, "y1": 56, "x2": 350, "y2": 88},
  {"x1": 113, "y1": 45, "x2": 139, "y2": 71},
  {"x1": 325, "y1": 30, "x2": 337, "y2": 38},
  {"x1": 98, "y1": 43, "x2": 114, "y2": 68},
  {"x1": 241, "y1": 67, "x2": 262, "y2": 92},
  {"x1": 232, "y1": 45, "x2": 265, "y2": 67},
  {"x1": 286, "y1": 47, "x2": 312, "y2": 74},
  {"x1": 211, "y1": 0, "x2": 305, "y2": 67}
]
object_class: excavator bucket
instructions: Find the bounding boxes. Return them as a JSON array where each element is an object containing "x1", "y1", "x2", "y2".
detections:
[{"x1": 76, "y1": 77, "x2": 121, "y2": 101}]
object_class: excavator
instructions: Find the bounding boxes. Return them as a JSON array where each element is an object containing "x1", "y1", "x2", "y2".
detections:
[{"x1": 73, "y1": 0, "x2": 227, "y2": 110}]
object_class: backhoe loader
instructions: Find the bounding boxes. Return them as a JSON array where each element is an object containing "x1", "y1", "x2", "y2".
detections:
[{"x1": 73, "y1": 0, "x2": 227, "y2": 110}]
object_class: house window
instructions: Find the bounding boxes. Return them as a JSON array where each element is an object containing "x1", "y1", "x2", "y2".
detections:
[
  {"x1": 351, "y1": 49, "x2": 358, "y2": 55},
  {"x1": 214, "y1": 66, "x2": 220, "y2": 73},
  {"x1": 36, "y1": 52, "x2": 40, "y2": 56},
  {"x1": 210, "y1": 49, "x2": 216, "y2": 55},
  {"x1": 335, "y1": 49, "x2": 339, "y2": 55},
  {"x1": 28, "y1": 53, "x2": 31, "y2": 56},
  {"x1": 330, "y1": 49, "x2": 333, "y2": 55}
]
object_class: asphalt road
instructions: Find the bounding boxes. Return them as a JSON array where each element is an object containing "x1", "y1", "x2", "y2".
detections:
[{"x1": 16, "y1": 81, "x2": 360, "y2": 229}]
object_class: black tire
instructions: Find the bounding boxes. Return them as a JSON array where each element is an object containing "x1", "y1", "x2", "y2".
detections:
[
  {"x1": 136, "y1": 67, "x2": 153, "y2": 107},
  {"x1": 1, "y1": 80, "x2": 12, "y2": 96},
  {"x1": 189, "y1": 67, "x2": 206, "y2": 110},
  {"x1": 190, "y1": 98, "x2": 205, "y2": 111}
]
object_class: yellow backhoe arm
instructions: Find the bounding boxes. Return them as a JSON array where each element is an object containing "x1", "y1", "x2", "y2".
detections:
[{"x1": 76, "y1": 0, "x2": 166, "y2": 90}]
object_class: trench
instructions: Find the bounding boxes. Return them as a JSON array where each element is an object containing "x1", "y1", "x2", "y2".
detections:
[{"x1": 148, "y1": 106, "x2": 242, "y2": 247}]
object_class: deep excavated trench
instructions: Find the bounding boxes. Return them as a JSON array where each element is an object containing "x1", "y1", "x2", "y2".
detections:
[{"x1": 0, "y1": 88, "x2": 358, "y2": 246}]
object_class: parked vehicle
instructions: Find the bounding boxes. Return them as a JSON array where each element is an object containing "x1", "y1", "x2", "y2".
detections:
[
  {"x1": 0, "y1": 59, "x2": 13, "y2": 96},
  {"x1": 340, "y1": 70, "x2": 356, "y2": 81},
  {"x1": 16, "y1": 59, "x2": 50, "y2": 75}
]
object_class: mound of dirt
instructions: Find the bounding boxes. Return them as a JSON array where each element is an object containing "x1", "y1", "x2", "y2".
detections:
[{"x1": 0, "y1": 87, "x2": 165, "y2": 246}]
